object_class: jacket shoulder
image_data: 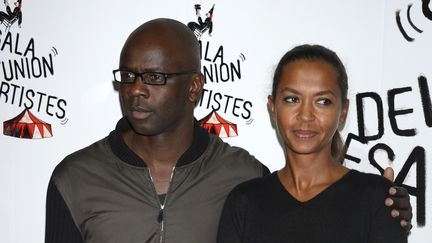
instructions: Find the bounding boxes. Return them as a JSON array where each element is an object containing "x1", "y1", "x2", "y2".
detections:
[
  {"x1": 204, "y1": 134, "x2": 268, "y2": 176},
  {"x1": 51, "y1": 136, "x2": 111, "y2": 180}
]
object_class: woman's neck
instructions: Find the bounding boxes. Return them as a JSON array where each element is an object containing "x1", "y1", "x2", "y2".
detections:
[{"x1": 278, "y1": 152, "x2": 348, "y2": 202}]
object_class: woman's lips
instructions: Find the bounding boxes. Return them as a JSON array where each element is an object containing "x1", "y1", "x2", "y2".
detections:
[{"x1": 293, "y1": 130, "x2": 317, "y2": 139}]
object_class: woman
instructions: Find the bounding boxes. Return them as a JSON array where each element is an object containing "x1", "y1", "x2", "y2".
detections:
[{"x1": 217, "y1": 44, "x2": 407, "y2": 243}]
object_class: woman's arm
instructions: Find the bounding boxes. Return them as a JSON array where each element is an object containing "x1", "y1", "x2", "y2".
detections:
[{"x1": 217, "y1": 187, "x2": 247, "y2": 243}]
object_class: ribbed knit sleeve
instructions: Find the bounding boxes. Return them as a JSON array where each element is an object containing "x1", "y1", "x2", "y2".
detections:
[
  {"x1": 45, "y1": 178, "x2": 83, "y2": 243},
  {"x1": 262, "y1": 164, "x2": 271, "y2": 176}
]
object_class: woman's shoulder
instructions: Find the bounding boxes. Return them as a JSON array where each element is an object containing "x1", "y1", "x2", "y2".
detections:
[
  {"x1": 346, "y1": 169, "x2": 394, "y2": 194},
  {"x1": 228, "y1": 171, "x2": 279, "y2": 199}
]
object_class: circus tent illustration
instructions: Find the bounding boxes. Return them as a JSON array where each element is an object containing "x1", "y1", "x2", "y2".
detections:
[
  {"x1": 3, "y1": 108, "x2": 53, "y2": 139},
  {"x1": 198, "y1": 110, "x2": 238, "y2": 138}
]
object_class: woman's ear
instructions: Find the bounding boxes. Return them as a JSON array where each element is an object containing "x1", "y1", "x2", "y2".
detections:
[
  {"x1": 188, "y1": 73, "x2": 204, "y2": 103},
  {"x1": 339, "y1": 99, "x2": 349, "y2": 126}
]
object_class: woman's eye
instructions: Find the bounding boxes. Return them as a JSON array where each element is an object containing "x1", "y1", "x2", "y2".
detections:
[
  {"x1": 317, "y1": 98, "x2": 332, "y2": 105},
  {"x1": 284, "y1": 96, "x2": 299, "y2": 103}
]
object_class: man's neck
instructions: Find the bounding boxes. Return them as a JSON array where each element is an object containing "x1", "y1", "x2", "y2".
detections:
[
  {"x1": 108, "y1": 116, "x2": 210, "y2": 168},
  {"x1": 122, "y1": 124, "x2": 194, "y2": 167},
  {"x1": 122, "y1": 123, "x2": 194, "y2": 195}
]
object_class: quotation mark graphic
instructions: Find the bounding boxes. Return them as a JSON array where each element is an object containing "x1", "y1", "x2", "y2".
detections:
[
  {"x1": 239, "y1": 53, "x2": 246, "y2": 62},
  {"x1": 60, "y1": 117, "x2": 69, "y2": 125},
  {"x1": 396, "y1": 1, "x2": 432, "y2": 42},
  {"x1": 51, "y1": 46, "x2": 58, "y2": 56}
]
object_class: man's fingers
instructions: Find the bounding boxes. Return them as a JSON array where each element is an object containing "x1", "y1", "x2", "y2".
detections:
[
  {"x1": 383, "y1": 167, "x2": 395, "y2": 182},
  {"x1": 400, "y1": 220, "x2": 413, "y2": 233},
  {"x1": 389, "y1": 186, "x2": 409, "y2": 197},
  {"x1": 386, "y1": 186, "x2": 409, "y2": 207},
  {"x1": 391, "y1": 209, "x2": 413, "y2": 221},
  {"x1": 388, "y1": 186, "x2": 411, "y2": 208},
  {"x1": 387, "y1": 185, "x2": 413, "y2": 233},
  {"x1": 391, "y1": 209, "x2": 399, "y2": 217},
  {"x1": 385, "y1": 198, "x2": 393, "y2": 206},
  {"x1": 388, "y1": 193, "x2": 411, "y2": 209},
  {"x1": 392, "y1": 209, "x2": 414, "y2": 233}
]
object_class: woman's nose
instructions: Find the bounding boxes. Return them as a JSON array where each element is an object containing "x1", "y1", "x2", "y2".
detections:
[{"x1": 297, "y1": 103, "x2": 315, "y2": 122}]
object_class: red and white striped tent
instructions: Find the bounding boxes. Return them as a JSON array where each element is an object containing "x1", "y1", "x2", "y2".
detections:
[
  {"x1": 198, "y1": 110, "x2": 238, "y2": 138},
  {"x1": 3, "y1": 109, "x2": 53, "y2": 139}
]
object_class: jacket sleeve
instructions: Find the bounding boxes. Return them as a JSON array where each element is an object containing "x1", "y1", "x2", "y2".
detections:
[
  {"x1": 261, "y1": 164, "x2": 271, "y2": 176},
  {"x1": 45, "y1": 178, "x2": 83, "y2": 243}
]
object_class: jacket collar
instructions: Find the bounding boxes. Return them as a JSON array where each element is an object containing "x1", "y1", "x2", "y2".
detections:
[{"x1": 108, "y1": 116, "x2": 210, "y2": 167}]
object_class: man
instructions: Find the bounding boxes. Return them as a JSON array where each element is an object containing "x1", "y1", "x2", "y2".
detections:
[{"x1": 45, "y1": 18, "x2": 412, "y2": 243}]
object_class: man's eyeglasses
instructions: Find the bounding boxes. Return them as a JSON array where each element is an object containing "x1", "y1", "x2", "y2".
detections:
[{"x1": 112, "y1": 69, "x2": 197, "y2": 85}]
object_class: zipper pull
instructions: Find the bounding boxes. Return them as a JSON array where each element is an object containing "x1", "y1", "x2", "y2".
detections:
[{"x1": 157, "y1": 208, "x2": 163, "y2": 223}]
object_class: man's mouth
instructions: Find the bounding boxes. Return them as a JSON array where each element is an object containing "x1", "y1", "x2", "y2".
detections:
[{"x1": 129, "y1": 106, "x2": 152, "y2": 120}]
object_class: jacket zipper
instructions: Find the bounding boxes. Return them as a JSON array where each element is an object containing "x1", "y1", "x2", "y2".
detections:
[{"x1": 148, "y1": 167, "x2": 175, "y2": 243}]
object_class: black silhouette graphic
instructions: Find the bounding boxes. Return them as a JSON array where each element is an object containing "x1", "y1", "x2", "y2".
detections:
[
  {"x1": 396, "y1": 1, "x2": 432, "y2": 42},
  {"x1": 0, "y1": 0, "x2": 22, "y2": 32},
  {"x1": 188, "y1": 4, "x2": 214, "y2": 40}
]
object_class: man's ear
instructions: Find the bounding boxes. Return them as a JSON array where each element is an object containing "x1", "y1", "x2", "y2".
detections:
[
  {"x1": 189, "y1": 73, "x2": 204, "y2": 103},
  {"x1": 268, "y1": 95, "x2": 276, "y2": 121}
]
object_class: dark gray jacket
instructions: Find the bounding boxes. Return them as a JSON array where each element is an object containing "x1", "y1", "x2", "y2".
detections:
[{"x1": 47, "y1": 117, "x2": 268, "y2": 243}]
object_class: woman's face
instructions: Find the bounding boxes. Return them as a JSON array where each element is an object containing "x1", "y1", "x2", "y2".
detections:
[{"x1": 268, "y1": 59, "x2": 348, "y2": 157}]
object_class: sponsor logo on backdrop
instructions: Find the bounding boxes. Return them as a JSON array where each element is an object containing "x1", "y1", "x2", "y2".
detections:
[
  {"x1": 187, "y1": 3, "x2": 253, "y2": 137},
  {"x1": 0, "y1": 0, "x2": 22, "y2": 32},
  {"x1": 344, "y1": 75, "x2": 431, "y2": 226},
  {"x1": 188, "y1": 4, "x2": 214, "y2": 40},
  {"x1": 198, "y1": 110, "x2": 237, "y2": 138},
  {"x1": 396, "y1": 0, "x2": 432, "y2": 42},
  {"x1": 3, "y1": 108, "x2": 52, "y2": 139},
  {"x1": 0, "y1": 0, "x2": 68, "y2": 139}
]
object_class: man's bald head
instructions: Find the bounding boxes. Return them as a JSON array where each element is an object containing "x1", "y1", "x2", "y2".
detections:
[{"x1": 120, "y1": 18, "x2": 201, "y2": 71}]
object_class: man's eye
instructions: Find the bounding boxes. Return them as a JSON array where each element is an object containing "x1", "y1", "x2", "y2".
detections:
[
  {"x1": 284, "y1": 96, "x2": 299, "y2": 103},
  {"x1": 122, "y1": 72, "x2": 135, "y2": 80},
  {"x1": 143, "y1": 73, "x2": 164, "y2": 83},
  {"x1": 149, "y1": 74, "x2": 163, "y2": 81}
]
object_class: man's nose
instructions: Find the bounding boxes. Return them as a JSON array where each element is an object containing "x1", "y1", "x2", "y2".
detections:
[{"x1": 130, "y1": 76, "x2": 150, "y2": 97}]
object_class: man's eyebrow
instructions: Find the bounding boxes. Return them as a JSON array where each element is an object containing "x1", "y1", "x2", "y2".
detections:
[{"x1": 117, "y1": 67, "x2": 161, "y2": 72}]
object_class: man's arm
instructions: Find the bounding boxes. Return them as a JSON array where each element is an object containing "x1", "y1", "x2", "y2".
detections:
[
  {"x1": 45, "y1": 178, "x2": 83, "y2": 243},
  {"x1": 383, "y1": 167, "x2": 413, "y2": 233}
]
